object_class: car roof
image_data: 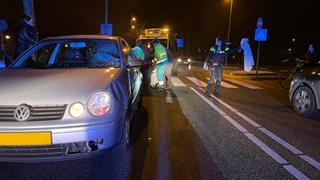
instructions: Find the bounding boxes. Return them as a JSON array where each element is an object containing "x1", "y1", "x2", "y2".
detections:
[{"x1": 43, "y1": 35, "x2": 121, "y2": 41}]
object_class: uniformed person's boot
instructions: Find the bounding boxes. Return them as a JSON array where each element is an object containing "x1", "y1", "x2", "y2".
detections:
[
  {"x1": 214, "y1": 81, "x2": 221, "y2": 97},
  {"x1": 205, "y1": 86, "x2": 211, "y2": 97}
]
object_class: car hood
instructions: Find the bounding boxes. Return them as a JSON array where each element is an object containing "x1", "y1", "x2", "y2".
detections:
[{"x1": 0, "y1": 68, "x2": 120, "y2": 105}]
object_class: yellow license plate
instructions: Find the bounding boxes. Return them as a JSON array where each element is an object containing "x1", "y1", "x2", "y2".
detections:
[{"x1": 0, "y1": 132, "x2": 52, "y2": 146}]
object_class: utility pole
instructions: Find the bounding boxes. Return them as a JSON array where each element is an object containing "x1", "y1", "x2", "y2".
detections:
[
  {"x1": 225, "y1": 0, "x2": 233, "y2": 67},
  {"x1": 105, "y1": 0, "x2": 108, "y2": 25}
]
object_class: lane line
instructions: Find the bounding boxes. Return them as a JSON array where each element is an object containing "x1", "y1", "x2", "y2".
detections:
[
  {"x1": 283, "y1": 165, "x2": 310, "y2": 180},
  {"x1": 171, "y1": 77, "x2": 186, "y2": 87},
  {"x1": 190, "y1": 87, "x2": 307, "y2": 178},
  {"x1": 205, "y1": 78, "x2": 238, "y2": 88},
  {"x1": 299, "y1": 155, "x2": 320, "y2": 170},
  {"x1": 225, "y1": 79, "x2": 262, "y2": 89},
  {"x1": 188, "y1": 77, "x2": 320, "y2": 171},
  {"x1": 259, "y1": 128, "x2": 303, "y2": 155},
  {"x1": 200, "y1": 86, "x2": 262, "y2": 128},
  {"x1": 244, "y1": 133, "x2": 288, "y2": 164},
  {"x1": 191, "y1": 87, "x2": 248, "y2": 133}
]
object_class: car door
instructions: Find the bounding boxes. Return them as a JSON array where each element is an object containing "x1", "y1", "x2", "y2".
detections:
[{"x1": 120, "y1": 39, "x2": 142, "y2": 105}]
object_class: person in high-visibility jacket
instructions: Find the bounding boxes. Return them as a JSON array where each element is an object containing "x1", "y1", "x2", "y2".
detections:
[
  {"x1": 150, "y1": 38, "x2": 168, "y2": 91},
  {"x1": 132, "y1": 39, "x2": 145, "y2": 61}
]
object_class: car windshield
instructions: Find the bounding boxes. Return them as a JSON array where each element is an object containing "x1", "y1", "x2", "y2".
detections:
[{"x1": 11, "y1": 39, "x2": 121, "y2": 69}]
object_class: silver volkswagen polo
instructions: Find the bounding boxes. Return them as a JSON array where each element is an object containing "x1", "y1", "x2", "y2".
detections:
[{"x1": 0, "y1": 35, "x2": 143, "y2": 162}]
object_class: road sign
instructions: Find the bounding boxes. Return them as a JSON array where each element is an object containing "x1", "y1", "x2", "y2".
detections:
[
  {"x1": 257, "y1": 17, "x2": 263, "y2": 29},
  {"x1": 100, "y1": 23, "x2": 113, "y2": 35},
  {"x1": 0, "y1": 20, "x2": 8, "y2": 31},
  {"x1": 176, "y1": 39, "x2": 184, "y2": 48},
  {"x1": 255, "y1": 29, "x2": 267, "y2": 41}
]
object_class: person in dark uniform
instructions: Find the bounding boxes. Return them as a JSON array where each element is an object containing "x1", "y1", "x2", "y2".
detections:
[{"x1": 203, "y1": 36, "x2": 241, "y2": 97}]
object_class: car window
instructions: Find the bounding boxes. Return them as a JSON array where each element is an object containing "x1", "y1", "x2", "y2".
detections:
[
  {"x1": 12, "y1": 39, "x2": 121, "y2": 69},
  {"x1": 21, "y1": 43, "x2": 57, "y2": 68},
  {"x1": 120, "y1": 39, "x2": 136, "y2": 64}
]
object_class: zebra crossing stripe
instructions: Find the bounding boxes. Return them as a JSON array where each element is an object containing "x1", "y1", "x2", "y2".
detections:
[
  {"x1": 187, "y1": 77, "x2": 207, "y2": 87},
  {"x1": 171, "y1": 77, "x2": 186, "y2": 87},
  {"x1": 186, "y1": 77, "x2": 261, "y2": 89},
  {"x1": 225, "y1": 79, "x2": 262, "y2": 89},
  {"x1": 205, "y1": 78, "x2": 238, "y2": 88}
]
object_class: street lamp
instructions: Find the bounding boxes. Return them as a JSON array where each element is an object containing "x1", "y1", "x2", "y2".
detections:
[
  {"x1": 130, "y1": 17, "x2": 136, "y2": 45},
  {"x1": 225, "y1": 0, "x2": 233, "y2": 67},
  {"x1": 5, "y1": 35, "x2": 10, "y2": 50}
]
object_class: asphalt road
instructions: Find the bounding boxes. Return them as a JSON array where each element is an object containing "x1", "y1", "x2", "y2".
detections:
[{"x1": 0, "y1": 63, "x2": 319, "y2": 180}]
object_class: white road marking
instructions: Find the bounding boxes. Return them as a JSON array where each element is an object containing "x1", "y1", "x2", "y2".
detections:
[
  {"x1": 190, "y1": 87, "x2": 310, "y2": 179},
  {"x1": 191, "y1": 77, "x2": 320, "y2": 171},
  {"x1": 205, "y1": 78, "x2": 238, "y2": 88},
  {"x1": 205, "y1": 88, "x2": 262, "y2": 128},
  {"x1": 191, "y1": 87, "x2": 248, "y2": 133},
  {"x1": 171, "y1": 77, "x2": 186, "y2": 87},
  {"x1": 244, "y1": 132, "x2": 288, "y2": 164},
  {"x1": 225, "y1": 79, "x2": 262, "y2": 89},
  {"x1": 283, "y1": 165, "x2": 310, "y2": 180},
  {"x1": 187, "y1": 77, "x2": 207, "y2": 87},
  {"x1": 299, "y1": 155, "x2": 320, "y2": 170},
  {"x1": 259, "y1": 128, "x2": 303, "y2": 155}
]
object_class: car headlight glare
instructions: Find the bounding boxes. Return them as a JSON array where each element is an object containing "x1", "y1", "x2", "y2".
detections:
[
  {"x1": 188, "y1": 58, "x2": 191, "y2": 62},
  {"x1": 88, "y1": 91, "x2": 111, "y2": 116},
  {"x1": 178, "y1": 58, "x2": 182, "y2": 62},
  {"x1": 70, "y1": 103, "x2": 84, "y2": 118}
]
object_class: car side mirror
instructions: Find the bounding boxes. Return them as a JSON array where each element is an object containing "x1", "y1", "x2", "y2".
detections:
[
  {"x1": 0, "y1": 60, "x2": 5, "y2": 69},
  {"x1": 128, "y1": 58, "x2": 143, "y2": 68}
]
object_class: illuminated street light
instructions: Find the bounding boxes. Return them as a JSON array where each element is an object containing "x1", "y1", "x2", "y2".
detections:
[
  {"x1": 5, "y1": 35, "x2": 10, "y2": 39},
  {"x1": 225, "y1": 0, "x2": 233, "y2": 67},
  {"x1": 130, "y1": 17, "x2": 136, "y2": 45}
]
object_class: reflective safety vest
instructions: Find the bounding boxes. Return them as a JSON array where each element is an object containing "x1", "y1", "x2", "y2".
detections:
[
  {"x1": 207, "y1": 45, "x2": 229, "y2": 64},
  {"x1": 132, "y1": 46, "x2": 145, "y2": 61},
  {"x1": 154, "y1": 44, "x2": 168, "y2": 63},
  {"x1": 210, "y1": 46, "x2": 229, "y2": 53}
]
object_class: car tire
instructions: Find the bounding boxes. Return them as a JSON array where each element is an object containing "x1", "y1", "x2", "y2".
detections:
[
  {"x1": 292, "y1": 86, "x2": 317, "y2": 117},
  {"x1": 116, "y1": 114, "x2": 131, "y2": 154}
]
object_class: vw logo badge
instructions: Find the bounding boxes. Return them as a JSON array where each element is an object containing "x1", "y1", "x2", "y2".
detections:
[{"x1": 14, "y1": 104, "x2": 31, "y2": 121}]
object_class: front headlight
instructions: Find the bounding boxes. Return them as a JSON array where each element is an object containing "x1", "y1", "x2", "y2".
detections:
[
  {"x1": 88, "y1": 91, "x2": 112, "y2": 116},
  {"x1": 70, "y1": 102, "x2": 84, "y2": 118},
  {"x1": 178, "y1": 58, "x2": 182, "y2": 62},
  {"x1": 188, "y1": 58, "x2": 191, "y2": 62}
]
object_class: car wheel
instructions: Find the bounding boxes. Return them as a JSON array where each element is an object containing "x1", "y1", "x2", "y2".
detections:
[
  {"x1": 292, "y1": 86, "x2": 317, "y2": 117},
  {"x1": 117, "y1": 114, "x2": 130, "y2": 154}
]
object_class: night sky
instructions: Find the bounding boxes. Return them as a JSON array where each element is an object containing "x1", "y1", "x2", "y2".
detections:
[{"x1": 1, "y1": 0, "x2": 319, "y2": 62}]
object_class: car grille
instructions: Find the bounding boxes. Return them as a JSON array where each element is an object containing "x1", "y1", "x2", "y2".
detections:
[
  {"x1": 0, "y1": 105, "x2": 67, "y2": 121},
  {"x1": 0, "y1": 144, "x2": 66, "y2": 158}
]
